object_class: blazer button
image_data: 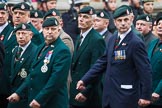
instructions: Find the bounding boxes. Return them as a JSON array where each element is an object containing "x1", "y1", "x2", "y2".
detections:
[
  {"x1": 78, "y1": 62, "x2": 81, "y2": 65},
  {"x1": 30, "y1": 78, "x2": 33, "y2": 80},
  {"x1": 30, "y1": 88, "x2": 32, "y2": 90}
]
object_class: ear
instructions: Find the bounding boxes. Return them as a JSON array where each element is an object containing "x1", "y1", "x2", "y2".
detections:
[{"x1": 114, "y1": 19, "x2": 117, "y2": 26}]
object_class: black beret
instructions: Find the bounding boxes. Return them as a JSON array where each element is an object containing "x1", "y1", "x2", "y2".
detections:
[
  {"x1": 136, "y1": 14, "x2": 152, "y2": 22},
  {"x1": 42, "y1": 17, "x2": 59, "y2": 27},
  {"x1": 14, "y1": 23, "x2": 31, "y2": 33},
  {"x1": 30, "y1": 10, "x2": 43, "y2": 18},
  {"x1": 12, "y1": 2, "x2": 30, "y2": 11},
  {"x1": 44, "y1": 8, "x2": 60, "y2": 20},
  {"x1": 113, "y1": 5, "x2": 131, "y2": 19},
  {"x1": 0, "y1": 3, "x2": 7, "y2": 11},
  {"x1": 79, "y1": 6, "x2": 95, "y2": 15},
  {"x1": 96, "y1": 10, "x2": 109, "y2": 19}
]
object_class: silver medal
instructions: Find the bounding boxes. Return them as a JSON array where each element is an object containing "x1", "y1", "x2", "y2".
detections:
[
  {"x1": 41, "y1": 64, "x2": 48, "y2": 73},
  {"x1": 20, "y1": 68, "x2": 27, "y2": 78}
]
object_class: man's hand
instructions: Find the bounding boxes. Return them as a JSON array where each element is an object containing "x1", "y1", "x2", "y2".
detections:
[
  {"x1": 76, "y1": 80, "x2": 86, "y2": 91},
  {"x1": 7, "y1": 93, "x2": 20, "y2": 103},
  {"x1": 138, "y1": 99, "x2": 151, "y2": 107},
  {"x1": 152, "y1": 93, "x2": 160, "y2": 102},
  {"x1": 29, "y1": 99, "x2": 40, "y2": 108},
  {"x1": 75, "y1": 93, "x2": 87, "y2": 102}
]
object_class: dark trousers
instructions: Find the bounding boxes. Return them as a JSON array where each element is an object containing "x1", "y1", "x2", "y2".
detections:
[
  {"x1": 145, "y1": 105, "x2": 162, "y2": 108},
  {"x1": 0, "y1": 94, "x2": 8, "y2": 108}
]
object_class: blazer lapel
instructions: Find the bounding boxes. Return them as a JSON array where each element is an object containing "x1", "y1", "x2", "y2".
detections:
[{"x1": 148, "y1": 39, "x2": 158, "y2": 59}]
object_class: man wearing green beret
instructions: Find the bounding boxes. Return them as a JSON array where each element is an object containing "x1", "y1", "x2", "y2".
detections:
[
  {"x1": 146, "y1": 16, "x2": 162, "y2": 108},
  {"x1": 76, "y1": 5, "x2": 152, "y2": 108},
  {"x1": 30, "y1": 10, "x2": 44, "y2": 42},
  {"x1": 7, "y1": 23, "x2": 37, "y2": 108},
  {"x1": 70, "y1": 6, "x2": 105, "y2": 108},
  {"x1": 7, "y1": 17, "x2": 71, "y2": 108},
  {"x1": 142, "y1": 0, "x2": 154, "y2": 15},
  {"x1": 94, "y1": 10, "x2": 112, "y2": 44},
  {"x1": 12, "y1": 2, "x2": 44, "y2": 45},
  {"x1": 136, "y1": 14, "x2": 157, "y2": 50},
  {"x1": 0, "y1": 3, "x2": 14, "y2": 108}
]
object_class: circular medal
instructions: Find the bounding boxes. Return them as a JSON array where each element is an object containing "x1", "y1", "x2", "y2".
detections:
[
  {"x1": 41, "y1": 65, "x2": 48, "y2": 73},
  {"x1": 20, "y1": 69, "x2": 27, "y2": 78}
]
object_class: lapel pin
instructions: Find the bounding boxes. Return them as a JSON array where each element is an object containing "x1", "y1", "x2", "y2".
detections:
[
  {"x1": 122, "y1": 43, "x2": 127, "y2": 46},
  {"x1": 160, "y1": 49, "x2": 162, "y2": 52},
  {"x1": 51, "y1": 45, "x2": 54, "y2": 48}
]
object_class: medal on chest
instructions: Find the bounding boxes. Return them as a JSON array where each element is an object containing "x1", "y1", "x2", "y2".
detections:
[{"x1": 41, "y1": 50, "x2": 53, "y2": 73}]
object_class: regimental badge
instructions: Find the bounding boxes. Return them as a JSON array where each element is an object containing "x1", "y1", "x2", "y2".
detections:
[
  {"x1": 20, "y1": 68, "x2": 27, "y2": 78},
  {"x1": 22, "y1": 24, "x2": 26, "y2": 29},
  {"x1": 100, "y1": 12, "x2": 104, "y2": 17},
  {"x1": 55, "y1": 20, "x2": 58, "y2": 25},
  {"x1": 0, "y1": 35, "x2": 4, "y2": 41},
  {"x1": 34, "y1": 12, "x2": 38, "y2": 18},
  {"x1": 89, "y1": 9, "x2": 93, "y2": 15},
  {"x1": 146, "y1": 16, "x2": 149, "y2": 21},
  {"x1": 126, "y1": 9, "x2": 129, "y2": 15},
  {"x1": 41, "y1": 64, "x2": 48, "y2": 73},
  {"x1": 21, "y1": 4, "x2": 25, "y2": 10},
  {"x1": 4, "y1": 5, "x2": 6, "y2": 10},
  {"x1": 52, "y1": 11, "x2": 56, "y2": 16}
]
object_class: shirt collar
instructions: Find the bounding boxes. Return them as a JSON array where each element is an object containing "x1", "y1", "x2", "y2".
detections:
[
  {"x1": 19, "y1": 41, "x2": 31, "y2": 52},
  {"x1": 99, "y1": 28, "x2": 107, "y2": 36},
  {"x1": 0, "y1": 22, "x2": 8, "y2": 33},
  {"x1": 118, "y1": 28, "x2": 131, "y2": 43},
  {"x1": 81, "y1": 27, "x2": 93, "y2": 39}
]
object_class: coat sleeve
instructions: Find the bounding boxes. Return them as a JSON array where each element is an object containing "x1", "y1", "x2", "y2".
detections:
[
  {"x1": 81, "y1": 38, "x2": 106, "y2": 97},
  {"x1": 132, "y1": 41, "x2": 152, "y2": 100},
  {"x1": 34, "y1": 49, "x2": 71, "y2": 105}
]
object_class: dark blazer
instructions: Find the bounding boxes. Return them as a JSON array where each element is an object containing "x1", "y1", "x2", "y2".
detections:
[
  {"x1": 16, "y1": 37, "x2": 71, "y2": 108},
  {"x1": 7, "y1": 43, "x2": 37, "y2": 108},
  {"x1": 81, "y1": 30, "x2": 152, "y2": 108},
  {"x1": 0, "y1": 40, "x2": 5, "y2": 79},
  {"x1": 70, "y1": 28, "x2": 105, "y2": 108},
  {"x1": 102, "y1": 30, "x2": 112, "y2": 45},
  {"x1": 0, "y1": 23, "x2": 13, "y2": 43},
  {"x1": 148, "y1": 39, "x2": 162, "y2": 106}
]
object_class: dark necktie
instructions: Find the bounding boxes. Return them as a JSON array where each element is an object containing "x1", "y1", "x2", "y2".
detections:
[
  {"x1": 114, "y1": 36, "x2": 121, "y2": 49},
  {"x1": 38, "y1": 45, "x2": 48, "y2": 58},
  {"x1": 76, "y1": 35, "x2": 83, "y2": 50},
  {"x1": 15, "y1": 47, "x2": 23, "y2": 61}
]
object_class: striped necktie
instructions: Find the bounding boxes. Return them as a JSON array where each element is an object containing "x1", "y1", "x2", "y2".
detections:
[
  {"x1": 76, "y1": 35, "x2": 83, "y2": 50},
  {"x1": 15, "y1": 47, "x2": 23, "y2": 61},
  {"x1": 114, "y1": 35, "x2": 121, "y2": 49}
]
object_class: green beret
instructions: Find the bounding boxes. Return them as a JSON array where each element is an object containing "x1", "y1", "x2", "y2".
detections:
[
  {"x1": 14, "y1": 23, "x2": 31, "y2": 33},
  {"x1": 12, "y1": 2, "x2": 30, "y2": 11},
  {"x1": 136, "y1": 14, "x2": 152, "y2": 22},
  {"x1": 156, "y1": 16, "x2": 162, "y2": 25},
  {"x1": 142, "y1": 0, "x2": 154, "y2": 3},
  {"x1": 79, "y1": 6, "x2": 95, "y2": 15},
  {"x1": 30, "y1": 10, "x2": 43, "y2": 18},
  {"x1": 0, "y1": 3, "x2": 7, "y2": 11},
  {"x1": 44, "y1": 8, "x2": 60, "y2": 20},
  {"x1": 96, "y1": 10, "x2": 109, "y2": 19},
  {"x1": 113, "y1": 5, "x2": 131, "y2": 19},
  {"x1": 42, "y1": 17, "x2": 59, "y2": 27}
]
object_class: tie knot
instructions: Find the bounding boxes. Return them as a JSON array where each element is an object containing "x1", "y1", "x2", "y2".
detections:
[{"x1": 18, "y1": 47, "x2": 23, "y2": 53}]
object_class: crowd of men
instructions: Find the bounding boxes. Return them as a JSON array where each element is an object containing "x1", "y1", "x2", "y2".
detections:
[{"x1": 0, "y1": 0, "x2": 162, "y2": 108}]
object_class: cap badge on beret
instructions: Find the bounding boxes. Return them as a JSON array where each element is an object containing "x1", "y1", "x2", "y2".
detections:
[
  {"x1": 21, "y1": 4, "x2": 25, "y2": 10},
  {"x1": 100, "y1": 12, "x2": 104, "y2": 17},
  {"x1": 55, "y1": 20, "x2": 58, "y2": 25},
  {"x1": 4, "y1": 5, "x2": 6, "y2": 10},
  {"x1": 52, "y1": 11, "x2": 56, "y2": 16},
  {"x1": 34, "y1": 12, "x2": 38, "y2": 18},
  {"x1": 89, "y1": 9, "x2": 93, "y2": 15},
  {"x1": 146, "y1": 16, "x2": 149, "y2": 21},
  {"x1": 105, "y1": 0, "x2": 108, "y2": 2},
  {"x1": 22, "y1": 24, "x2": 26, "y2": 29},
  {"x1": 126, "y1": 9, "x2": 129, "y2": 15}
]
